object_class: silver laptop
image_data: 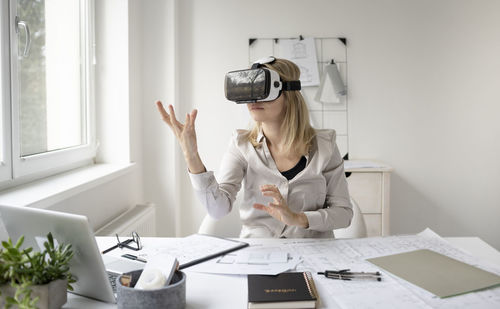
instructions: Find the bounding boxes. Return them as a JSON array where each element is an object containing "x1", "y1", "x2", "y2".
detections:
[{"x1": 0, "y1": 205, "x2": 144, "y2": 303}]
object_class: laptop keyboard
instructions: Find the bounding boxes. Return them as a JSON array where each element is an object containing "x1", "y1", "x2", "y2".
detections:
[{"x1": 107, "y1": 271, "x2": 119, "y2": 293}]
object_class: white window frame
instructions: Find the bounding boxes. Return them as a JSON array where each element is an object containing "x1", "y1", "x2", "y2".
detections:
[
  {"x1": 0, "y1": 1, "x2": 12, "y2": 183},
  {"x1": 1, "y1": 0, "x2": 96, "y2": 186}
]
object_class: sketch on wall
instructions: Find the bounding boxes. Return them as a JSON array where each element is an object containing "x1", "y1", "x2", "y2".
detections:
[
  {"x1": 279, "y1": 38, "x2": 320, "y2": 87},
  {"x1": 249, "y1": 36, "x2": 349, "y2": 157}
]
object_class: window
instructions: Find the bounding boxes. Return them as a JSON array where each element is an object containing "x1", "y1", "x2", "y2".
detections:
[{"x1": 1, "y1": 0, "x2": 95, "y2": 186}]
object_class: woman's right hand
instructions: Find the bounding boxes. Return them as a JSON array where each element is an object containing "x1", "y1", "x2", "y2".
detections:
[{"x1": 156, "y1": 101, "x2": 206, "y2": 173}]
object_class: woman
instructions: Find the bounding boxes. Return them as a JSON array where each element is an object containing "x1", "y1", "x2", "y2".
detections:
[{"x1": 157, "y1": 58, "x2": 352, "y2": 238}]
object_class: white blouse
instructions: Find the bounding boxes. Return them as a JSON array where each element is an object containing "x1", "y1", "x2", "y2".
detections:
[{"x1": 189, "y1": 129, "x2": 353, "y2": 238}]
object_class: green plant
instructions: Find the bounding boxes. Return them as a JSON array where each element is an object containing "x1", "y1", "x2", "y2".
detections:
[{"x1": 0, "y1": 233, "x2": 76, "y2": 308}]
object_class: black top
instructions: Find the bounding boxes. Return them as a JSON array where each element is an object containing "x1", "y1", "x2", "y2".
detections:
[{"x1": 280, "y1": 156, "x2": 307, "y2": 180}]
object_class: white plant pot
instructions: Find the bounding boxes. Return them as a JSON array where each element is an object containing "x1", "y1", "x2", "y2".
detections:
[{"x1": 0, "y1": 279, "x2": 67, "y2": 309}]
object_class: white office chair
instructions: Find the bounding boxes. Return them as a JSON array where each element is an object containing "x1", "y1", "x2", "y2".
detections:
[
  {"x1": 333, "y1": 197, "x2": 367, "y2": 239},
  {"x1": 198, "y1": 194, "x2": 243, "y2": 238},
  {"x1": 198, "y1": 195, "x2": 367, "y2": 239}
]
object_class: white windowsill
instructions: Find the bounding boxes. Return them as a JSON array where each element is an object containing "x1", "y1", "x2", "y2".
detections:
[{"x1": 0, "y1": 163, "x2": 136, "y2": 209}]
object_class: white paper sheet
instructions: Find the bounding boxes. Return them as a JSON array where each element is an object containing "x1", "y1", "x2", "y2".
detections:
[
  {"x1": 102, "y1": 234, "x2": 248, "y2": 269},
  {"x1": 135, "y1": 234, "x2": 247, "y2": 266},
  {"x1": 235, "y1": 251, "x2": 288, "y2": 264},
  {"x1": 187, "y1": 245, "x2": 303, "y2": 275},
  {"x1": 279, "y1": 37, "x2": 320, "y2": 87}
]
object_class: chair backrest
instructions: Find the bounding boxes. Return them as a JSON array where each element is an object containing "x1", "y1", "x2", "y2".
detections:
[
  {"x1": 333, "y1": 197, "x2": 367, "y2": 239},
  {"x1": 198, "y1": 195, "x2": 367, "y2": 239},
  {"x1": 198, "y1": 194, "x2": 243, "y2": 238}
]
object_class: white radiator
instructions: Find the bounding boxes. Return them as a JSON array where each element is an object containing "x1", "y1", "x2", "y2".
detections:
[{"x1": 95, "y1": 203, "x2": 156, "y2": 237}]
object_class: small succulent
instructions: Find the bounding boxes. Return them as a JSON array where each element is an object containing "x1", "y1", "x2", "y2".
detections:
[{"x1": 0, "y1": 233, "x2": 76, "y2": 308}]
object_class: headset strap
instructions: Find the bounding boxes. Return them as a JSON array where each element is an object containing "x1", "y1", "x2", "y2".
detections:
[
  {"x1": 251, "y1": 58, "x2": 301, "y2": 91},
  {"x1": 251, "y1": 63, "x2": 260, "y2": 69},
  {"x1": 282, "y1": 80, "x2": 301, "y2": 91},
  {"x1": 251, "y1": 56, "x2": 276, "y2": 69}
]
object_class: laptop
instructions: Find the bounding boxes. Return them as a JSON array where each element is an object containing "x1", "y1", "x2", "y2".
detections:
[{"x1": 0, "y1": 205, "x2": 144, "y2": 303}]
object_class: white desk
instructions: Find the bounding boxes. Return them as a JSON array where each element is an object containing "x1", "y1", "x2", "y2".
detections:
[{"x1": 65, "y1": 236, "x2": 500, "y2": 309}]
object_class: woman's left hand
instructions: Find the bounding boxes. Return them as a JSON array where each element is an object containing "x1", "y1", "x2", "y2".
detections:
[{"x1": 253, "y1": 185, "x2": 309, "y2": 228}]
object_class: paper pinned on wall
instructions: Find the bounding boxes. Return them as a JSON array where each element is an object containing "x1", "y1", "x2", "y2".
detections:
[{"x1": 279, "y1": 37, "x2": 320, "y2": 87}]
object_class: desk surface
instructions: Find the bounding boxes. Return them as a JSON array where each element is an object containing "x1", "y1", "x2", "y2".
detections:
[{"x1": 65, "y1": 236, "x2": 500, "y2": 309}]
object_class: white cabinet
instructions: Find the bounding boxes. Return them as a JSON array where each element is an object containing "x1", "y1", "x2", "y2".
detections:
[{"x1": 345, "y1": 161, "x2": 393, "y2": 237}]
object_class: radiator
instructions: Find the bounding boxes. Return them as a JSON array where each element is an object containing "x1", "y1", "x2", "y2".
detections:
[{"x1": 95, "y1": 203, "x2": 156, "y2": 237}]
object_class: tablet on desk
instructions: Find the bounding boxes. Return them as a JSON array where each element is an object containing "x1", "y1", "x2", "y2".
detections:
[
  {"x1": 176, "y1": 234, "x2": 249, "y2": 269},
  {"x1": 137, "y1": 234, "x2": 249, "y2": 269}
]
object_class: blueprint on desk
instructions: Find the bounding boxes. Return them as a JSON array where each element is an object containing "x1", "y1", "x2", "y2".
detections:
[
  {"x1": 107, "y1": 229, "x2": 500, "y2": 308},
  {"x1": 283, "y1": 229, "x2": 500, "y2": 309}
]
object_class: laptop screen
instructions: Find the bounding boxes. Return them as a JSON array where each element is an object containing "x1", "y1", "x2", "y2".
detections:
[{"x1": 0, "y1": 205, "x2": 143, "y2": 303}]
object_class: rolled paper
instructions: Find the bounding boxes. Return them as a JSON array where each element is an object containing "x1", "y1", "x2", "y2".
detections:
[
  {"x1": 314, "y1": 63, "x2": 346, "y2": 104},
  {"x1": 135, "y1": 268, "x2": 167, "y2": 290}
]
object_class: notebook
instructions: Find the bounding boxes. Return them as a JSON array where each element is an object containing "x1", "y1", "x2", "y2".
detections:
[
  {"x1": 0, "y1": 205, "x2": 144, "y2": 303},
  {"x1": 367, "y1": 249, "x2": 500, "y2": 298},
  {"x1": 247, "y1": 272, "x2": 318, "y2": 309}
]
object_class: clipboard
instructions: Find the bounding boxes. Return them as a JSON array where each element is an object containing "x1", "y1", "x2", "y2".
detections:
[
  {"x1": 367, "y1": 249, "x2": 500, "y2": 298},
  {"x1": 177, "y1": 234, "x2": 249, "y2": 269}
]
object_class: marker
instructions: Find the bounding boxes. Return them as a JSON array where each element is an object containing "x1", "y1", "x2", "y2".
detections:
[
  {"x1": 318, "y1": 270, "x2": 382, "y2": 281},
  {"x1": 121, "y1": 253, "x2": 147, "y2": 263}
]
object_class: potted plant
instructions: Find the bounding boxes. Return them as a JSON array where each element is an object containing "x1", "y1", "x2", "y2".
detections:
[{"x1": 0, "y1": 232, "x2": 76, "y2": 309}]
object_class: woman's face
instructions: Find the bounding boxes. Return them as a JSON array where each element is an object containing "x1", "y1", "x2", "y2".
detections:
[{"x1": 247, "y1": 94, "x2": 286, "y2": 124}]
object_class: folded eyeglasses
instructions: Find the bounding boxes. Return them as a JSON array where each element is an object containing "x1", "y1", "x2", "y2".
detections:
[{"x1": 101, "y1": 231, "x2": 143, "y2": 254}]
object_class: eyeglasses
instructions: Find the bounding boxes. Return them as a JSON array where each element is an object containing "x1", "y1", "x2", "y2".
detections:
[
  {"x1": 116, "y1": 232, "x2": 142, "y2": 251},
  {"x1": 101, "y1": 231, "x2": 142, "y2": 254}
]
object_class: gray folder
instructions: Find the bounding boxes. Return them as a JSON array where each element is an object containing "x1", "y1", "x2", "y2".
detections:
[{"x1": 367, "y1": 249, "x2": 500, "y2": 298}]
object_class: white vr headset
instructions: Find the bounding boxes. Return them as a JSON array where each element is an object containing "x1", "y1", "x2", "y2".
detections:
[{"x1": 224, "y1": 56, "x2": 301, "y2": 103}]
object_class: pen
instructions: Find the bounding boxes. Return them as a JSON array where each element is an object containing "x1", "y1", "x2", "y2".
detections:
[
  {"x1": 318, "y1": 270, "x2": 382, "y2": 281},
  {"x1": 102, "y1": 244, "x2": 119, "y2": 254},
  {"x1": 122, "y1": 254, "x2": 147, "y2": 263},
  {"x1": 101, "y1": 238, "x2": 135, "y2": 254}
]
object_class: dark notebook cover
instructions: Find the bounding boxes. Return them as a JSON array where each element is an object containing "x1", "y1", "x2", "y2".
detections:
[{"x1": 248, "y1": 272, "x2": 317, "y2": 303}]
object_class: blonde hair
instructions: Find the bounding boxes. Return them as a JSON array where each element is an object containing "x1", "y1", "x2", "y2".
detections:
[{"x1": 246, "y1": 58, "x2": 316, "y2": 156}]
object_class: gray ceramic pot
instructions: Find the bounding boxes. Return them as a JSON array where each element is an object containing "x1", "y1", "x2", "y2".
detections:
[
  {"x1": 116, "y1": 270, "x2": 186, "y2": 309},
  {"x1": 0, "y1": 279, "x2": 67, "y2": 309}
]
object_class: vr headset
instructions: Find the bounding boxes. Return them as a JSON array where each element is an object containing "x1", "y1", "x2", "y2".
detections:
[{"x1": 224, "y1": 56, "x2": 301, "y2": 103}]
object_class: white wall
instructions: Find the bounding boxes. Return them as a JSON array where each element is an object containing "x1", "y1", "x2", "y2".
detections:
[
  {"x1": 141, "y1": 0, "x2": 500, "y2": 249},
  {"x1": 140, "y1": 0, "x2": 182, "y2": 237},
  {"x1": 51, "y1": 0, "x2": 145, "y2": 229}
]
